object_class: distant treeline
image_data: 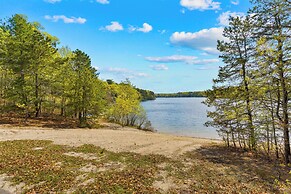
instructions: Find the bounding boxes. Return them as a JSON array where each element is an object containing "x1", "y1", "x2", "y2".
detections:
[
  {"x1": 156, "y1": 91, "x2": 206, "y2": 98},
  {"x1": 135, "y1": 88, "x2": 156, "y2": 101},
  {"x1": 106, "y1": 80, "x2": 156, "y2": 101}
]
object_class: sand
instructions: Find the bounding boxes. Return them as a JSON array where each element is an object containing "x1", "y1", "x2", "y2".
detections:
[{"x1": 0, "y1": 124, "x2": 220, "y2": 158}]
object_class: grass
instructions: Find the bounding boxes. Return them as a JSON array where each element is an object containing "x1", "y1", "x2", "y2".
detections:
[
  {"x1": 0, "y1": 140, "x2": 290, "y2": 193},
  {"x1": 166, "y1": 145, "x2": 291, "y2": 193}
]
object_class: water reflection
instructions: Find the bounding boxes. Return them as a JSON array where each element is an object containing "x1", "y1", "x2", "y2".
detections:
[{"x1": 141, "y1": 97, "x2": 219, "y2": 139}]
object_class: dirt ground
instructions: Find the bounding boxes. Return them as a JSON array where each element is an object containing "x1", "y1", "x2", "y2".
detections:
[
  {"x1": 0, "y1": 124, "x2": 220, "y2": 158},
  {"x1": 1, "y1": 125, "x2": 290, "y2": 194}
]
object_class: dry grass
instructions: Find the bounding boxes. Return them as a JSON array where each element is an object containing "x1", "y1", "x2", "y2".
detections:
[
  {"x1": 0, "y1": 140, "x2": 290, "y2": 193},
  {"x1": 0, "y1": 113, "x2": 79, "y2": 129}
]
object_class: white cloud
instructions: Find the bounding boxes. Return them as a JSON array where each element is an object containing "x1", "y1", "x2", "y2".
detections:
[
  {"x1": 100, "y1": 21, "x2": 123, "y2": 32},
  {"x1": 96, "y1": 0, "x2": 109, "y2": 4},
  {"x1": 187, "y1": 58, "x2": 219, "y2": 65},
  {"x1": 128, "y1": 25, "x2": 136, "y2": 32},
  {"x1": 44, "y1": 0, "x2": 61, "y2": 3},
  {"x1": 44, "y1": 15, "x2": 86, "y2": 24},
  {"x1": 107, "y1": 67, "x2": 149, "y2": 78},
  {"x1": 231, "y1": 0, "x2": 239, "y2": 5},
  {"x1": 108, "y1": 67, "x2": 129, "y2": 73},
  {"x1": 145, "y1": 55, "x2": 197, "y2": 63},
  {"x1": 146, "y1": 55, "x2": 219, "y2": 65},
  {"x1": 194, "y1": 65, "x2": 219, "y2": 70},
  {"x1": 138, "y1": 23, "x2": 153, "y2": 33},
  {"x1": 217, "y1": 11, "x2": 245, "y2": 26},
  {"x1": 158, "y1": 29, "x2": 167, "y2": 34},
  {"x1": 180, "y1": 0, "x2": 221, "y2": 11},
  {"x1": 145, "y1": 55, "x2": 219, "y2": 65},
  {"x1": 136, "y1": 73, "x2": 149, "y2": 77},
  {"x1": 129, "y1": 23, "x2": 153, "y2": 33},
  {"x1": 170, "y1": 27, "x2": 226, "y2": 54},
  {"x1": 150, "y1": 64, "x2": 169, "y2": 71}
]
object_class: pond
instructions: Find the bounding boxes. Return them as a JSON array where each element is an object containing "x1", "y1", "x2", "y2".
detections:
[{"x1": 141, "y1": 97, "x2": 219, "y2": 139}]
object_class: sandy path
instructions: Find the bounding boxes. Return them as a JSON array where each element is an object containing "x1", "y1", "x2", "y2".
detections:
[{"x1": 0, "y1": 126, "x2": 220, "y2": 157}]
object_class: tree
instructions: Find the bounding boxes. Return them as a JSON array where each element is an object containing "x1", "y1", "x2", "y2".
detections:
[
  {"x1": 0, "y1": 14, "x2": 151, "y2": 131},
  {"x1": 1, "y1": 14, "x2": 34, "y2": 117},
  {"x1": 1, "y1": 14, "x2": 58, "y2": 118},
  {"x1": 215, "y1": 16, "x2": 256, "y2": 149},
  {"x1": 0, "y1": 28, "x2": 9, "y2": 106},
  {"x1": 206, "y1": 0, "x2": 291, "y2": 164},
  {"x1": 250, "y1": 0, "x2": 291, "y2": 164},
  {"x1": 70, "y1": 49, "x2": 105, "y2": 126},
  {"x1": 107, "y1": 81, "x2": 141, "y2": 126},
  {"x1": 106, "y1": 80, "x2": 153, "y2": 130},
  {"x1": 28, "y1": 24, "x2": 58, "y2": 117}
]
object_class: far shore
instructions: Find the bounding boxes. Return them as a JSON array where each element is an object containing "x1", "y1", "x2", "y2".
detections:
[{"x1": 0, "y1": 123, "x2": 221, "y2": 158}]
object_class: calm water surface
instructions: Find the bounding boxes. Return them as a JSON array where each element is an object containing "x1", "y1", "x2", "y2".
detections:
[{"x1": 141, "y1": 97, "x2": 219, "y2": 139}]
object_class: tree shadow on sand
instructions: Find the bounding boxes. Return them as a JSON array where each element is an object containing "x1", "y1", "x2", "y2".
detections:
[{"x1": 191, "y1": 145, "x2": 291, "y2": 185}]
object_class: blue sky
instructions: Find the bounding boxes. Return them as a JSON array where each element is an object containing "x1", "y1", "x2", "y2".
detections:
[{"x1": 0, "y1": 0, "x2": 251, "y2": 93}]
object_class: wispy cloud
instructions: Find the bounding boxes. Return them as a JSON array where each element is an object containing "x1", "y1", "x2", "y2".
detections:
[
  {"x1": 44, "y1": 0, "x2": 61, "y2": 3},
  {"x1": 96, "y1": 0, "x2": 109, "y2": 4},
  {"x1": 231, "y1": 0, "x2": 239, "y2": 5},
  {"x1": 150, "y1": 64, "x2": 169, "y2": 71},
  {"x1": 106, "y1": 67, "x2": 149, "y2": 78},
  {"x1": 145, "y1": 55, "x2": 197, "y2": 63},
  {"x1": 217, "y1": 11, "x2": 245, "y2": 26},
  {"x1": 44, "y1": 15, "x2": 86, "y2": 24},
  {"x1": 145, "y1": 55, "x2": 219, "y2": 65},
  {"x1": 170, "y1": 27, "x2": 226, "y2": 55},
  {"x1": 187, "y1": 58, "x2": 219, "y2": 65},
  {"x1": 158, "y1": 29, "x2": 167, "y2": 34},
  {"x1": 100, "y1": 21, "x2": 124, "y2": 32},
  {"x1": 129, "y1": 23, "x2": 153, "y2": 33},
  {"x1": 180, "y1": 0, "x2": 221, "y2": 11},
  {"x1": 194, "y1": 65, "x2": 219, "y2": 70},
  {"x1": 135, "y1": 72, "x2": 149, "y2": 77}
]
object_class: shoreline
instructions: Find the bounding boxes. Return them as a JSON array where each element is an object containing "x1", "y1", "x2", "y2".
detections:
[
  {"x1": 154, "y1": 130, "x2": 221, "y2": 141},
  {"x1": 0, "y1": 124, "x2": 221, "y2": 158},
  {"x1": 0, "y1": 121, "x2": 221, "y2": 141}
]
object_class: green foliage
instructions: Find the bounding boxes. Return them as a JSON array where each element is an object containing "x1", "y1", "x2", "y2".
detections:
[
  {"x1": 0, "y1": 14, "x2": 59, "y2": 117},
  {"x1": 206, "y1": 0, "x2": 291, "y2": 163},
  {"x1": 0, "y1": 14, "x2": 151, "y2": 129},
  {"x1": 135, "y1": 87, "x2": 156, "y2": 101},
  {"x1": 106, "y1": 81, "x2": 154, "y2": 131}
]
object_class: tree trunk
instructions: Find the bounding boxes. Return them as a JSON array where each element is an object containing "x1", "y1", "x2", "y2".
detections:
[
  {"x1": 276, "y1": 21, "x2": 290, "y2": 163},
  {"x1": 278, "y1": 66, "x2": 290, "y2": 164},
  {"x1": 231, "y1": 128, "x2": 236, "y2": 148},
  {"x1": 266, "y1": 119, "x2": 270, "y2": 156},
  {"x1": 242, "y1": 61, "x2": 255, "y2": 150},
  {"x1": 35, "y1": 73, "x2": 41, "y2": 117},
  {"x1": 269, "y1": 90, "x2": 279, "y2": 159}
]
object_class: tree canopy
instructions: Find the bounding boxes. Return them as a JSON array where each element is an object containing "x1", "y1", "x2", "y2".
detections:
[
  {"x1": 205, "y1": 0, "x2": 291, "y2": 164},
  {"x1": 0, "y1": 14, "x2": 153, "y2": 131}
]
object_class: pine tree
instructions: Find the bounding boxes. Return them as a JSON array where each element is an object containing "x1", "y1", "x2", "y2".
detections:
[
  {"x1": 250, "y1": 0, "x2": 291, "y2": 164},
  {"x1": 215, "y1": 16, "x2": 256, "y2": 149}
]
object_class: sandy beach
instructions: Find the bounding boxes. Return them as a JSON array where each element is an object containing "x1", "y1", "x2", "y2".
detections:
[{"x1": 0, "y1": 124, "x2": 220, "y2": 158}]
